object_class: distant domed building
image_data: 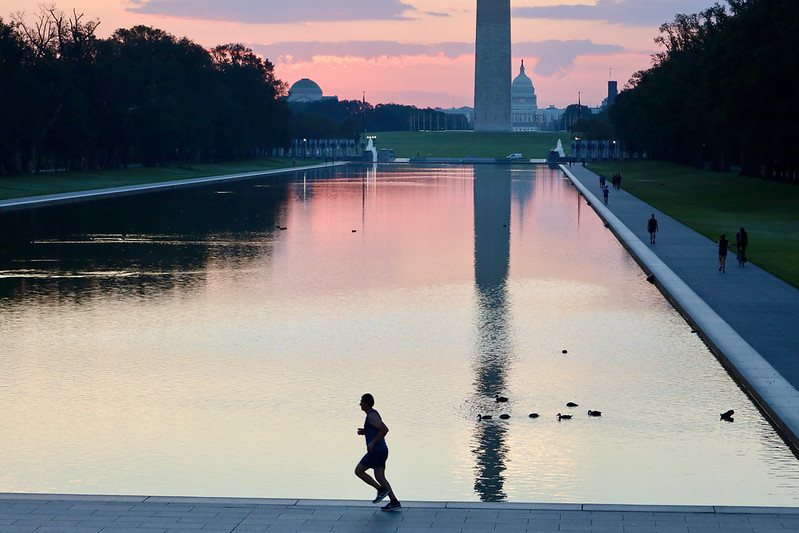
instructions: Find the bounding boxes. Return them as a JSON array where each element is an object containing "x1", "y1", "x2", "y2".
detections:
[
  {"x1": 511, "y1": 60, "x2": 539, "y2": 131},
  {"x1": 287, "y1": 78, "x2": 323, "y2": 102}
]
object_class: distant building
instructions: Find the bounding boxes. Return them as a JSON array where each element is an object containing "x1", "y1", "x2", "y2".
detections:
[
  {"x1": 511, "y1": 60, "x2": 538, "y2": 131},
  {"x1": 438, "y1": 106, "x2": 474, "y2": 127},
  {"x1": 602, "y1": 80, "x2": 618, "y2": 108},
  {"x1": 287, "y1": 79, "x2": 322, "y2": 102},
  {"x1": 539, "y1": 105, "x2": 561, "y2": 122},
  {"x1": 287, "y1": 79, "x2": 338, "y2": 103}
]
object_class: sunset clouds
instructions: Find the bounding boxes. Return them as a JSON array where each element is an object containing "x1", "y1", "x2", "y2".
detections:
[
  {"x1": 126, "y1": 0, "x2": 417, "y2": 23},
  {"x1": 253, "y1": 38, "x2": 623, "y2": 80},
  {"x1": 0, "y1": 0, "x2": 719, "y2": 108},
  {"x1": 123, "y1": 0, "x2": 707, "y2": 26},
  {"x1": 513, "y1": 0, "x2": 714, "y2": 26}
]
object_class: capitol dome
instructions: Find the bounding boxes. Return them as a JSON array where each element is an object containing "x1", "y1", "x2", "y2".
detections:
[
  {"x1": 511, "y1": 60, "x2": 538, "y2": 131},
  {"x1": 288, "y1": 78, "x2": 323, "y2": 102},
  {"x1": 512, "y1": 60, "x2": 534, "y2": 88}
]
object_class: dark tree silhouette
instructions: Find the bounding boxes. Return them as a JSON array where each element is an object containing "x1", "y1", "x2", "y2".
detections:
[
  {"x1": 0, "y1": 7, "x2": 292, "y2": 176},
  {"x1": 608, "y1": 0, "x2": 798, "y2": 182}
]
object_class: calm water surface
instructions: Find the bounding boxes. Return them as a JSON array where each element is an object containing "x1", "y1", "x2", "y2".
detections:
[{"x1": 1, "y1": 164, "x2": 798, "y2": 505}]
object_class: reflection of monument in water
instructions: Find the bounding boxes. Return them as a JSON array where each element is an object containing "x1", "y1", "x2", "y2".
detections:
[
  {"x1": 474, "y1": 0, "x2": 511, "y2": 132},
  {"x1": 471, "y1": 166, "x2": 512, "y2": 501}
]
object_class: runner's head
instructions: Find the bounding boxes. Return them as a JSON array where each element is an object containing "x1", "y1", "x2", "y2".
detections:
[{"x1": 361, "y1": 393, "x2": 375, "y2": 408}]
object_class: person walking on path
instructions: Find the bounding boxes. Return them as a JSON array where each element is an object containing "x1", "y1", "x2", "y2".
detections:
[
  {"x1": 603, "y1": 186, "x2": 609, "y2": 205},
  {"x1": 736, "y1": 227, "x2": 749, "y2": 266},
  {"x1": 647, "y1": 214, "x2": 659, "y2": 244},
  {"x1": 355, "y1": 393, "x2": 402, "y2": 511},
  {"x1": 718, "y1": 234, "x2": 729, "y2": 273}
]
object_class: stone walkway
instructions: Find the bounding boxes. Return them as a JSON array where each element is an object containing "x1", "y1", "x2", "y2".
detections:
[
  {"x1": 561, "y1": 163, "x2": 799, "y2": 449},
  {"x1": 1, "y1": 493, "x2": 798, "y2": 533}
]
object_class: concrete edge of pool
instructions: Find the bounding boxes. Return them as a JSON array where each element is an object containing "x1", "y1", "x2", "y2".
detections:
[
  {"x1": 0, "y1": 493, "x2": 798, "y2": 533},
  {"x1": 0, "y1": 162, "x2": 348, "y2": 212},
  {"x1": 561, "y1": 164, "x2": 799, "y2": 452}
]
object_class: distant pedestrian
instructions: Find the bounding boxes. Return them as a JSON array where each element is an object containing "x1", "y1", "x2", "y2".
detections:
[
  {"x1": 599, "y1": 175, "x2": 606, "y2": 188},
  {"x1": 736, "y1": 227, "x2": 749, "y2": 266},
  {"x1": 603, "y1": 186, "x2": 609, "y2": 205},
  {"x1": 647, "y1": 214, "x2": 658, "y2": 244},
  {"x1": 355, "y1": 393, "x2": 402, "y2": 512},
  {"x1": 718, "y1": 234, "x2": 729, "y2": 273}
]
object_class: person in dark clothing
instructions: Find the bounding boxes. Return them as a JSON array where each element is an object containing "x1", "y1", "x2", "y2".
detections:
[
  {"x1": 355, "y1": 393, "x2": 402, "y2": 511},
  {"x1": 736, "y1": 227, "x2": 749, "y2": 266},
  {"x1": 718, "y1": 234, "x2": 729, "y2": 273},
  {"x1": 647, "y1": 214, "x2": 658, "y2": 244},
  {"x1": 603, "y1": 186, "x2": 609, "y2": 205}
]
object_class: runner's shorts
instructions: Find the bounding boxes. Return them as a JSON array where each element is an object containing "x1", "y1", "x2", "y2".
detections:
[{"x1": 359, "y1": 447, "x2": 388, "y2": 469}]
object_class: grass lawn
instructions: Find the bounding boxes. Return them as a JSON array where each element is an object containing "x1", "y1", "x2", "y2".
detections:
[
  {"x1": 372, "y1": 131, "x2": 568, "y2": 159},
  {"x1": 589, "y1": 160, "x2": 799, "y2": 287},
  {"x1": 0, "y1": 158, "x2": 310, "y2": 201}
]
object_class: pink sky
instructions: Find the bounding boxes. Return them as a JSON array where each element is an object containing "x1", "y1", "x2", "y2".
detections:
[{"x1": 1, "y1": 0, "x2": 718, "y2": 109}]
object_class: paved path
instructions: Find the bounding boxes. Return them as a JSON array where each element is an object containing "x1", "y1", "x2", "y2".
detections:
[
  {"x1": 562, "y1": 164, "x2": 799, "y2": 449},
  {"x1": 1, "y1": 493, "x2": 798, "y2": 533}
]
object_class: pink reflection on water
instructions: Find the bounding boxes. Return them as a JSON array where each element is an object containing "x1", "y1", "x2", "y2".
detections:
[{"x1": 273, "y1": 167, "x2": 476, "y2": 297}]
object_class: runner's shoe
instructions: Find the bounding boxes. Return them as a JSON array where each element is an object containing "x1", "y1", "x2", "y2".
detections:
[
  {"x1": 372, "y1": 487, "x2": 391, "y2": 504},
  {"x1": 381, "y1": 501, "x2": 402, "y2": 512}
]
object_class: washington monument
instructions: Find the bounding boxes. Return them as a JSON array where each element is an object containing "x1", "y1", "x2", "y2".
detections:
[{"x1": 474, "y1": 0, "x2": 511, "y2": 132}]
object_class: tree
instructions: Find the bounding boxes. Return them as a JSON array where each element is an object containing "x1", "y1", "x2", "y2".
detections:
[
  {"x1": 210, "y1": 43, "x2": 292, "y2": 159},
  {"x1": 562, "y1": 104, "x2": 592, "y2": 132},
  {"x1": 289, "y1": 99, "x2": 367, "y2": 141},
  {"x1": 609, "y1": 0, "x2": 799, "y2": 181},
  {"x1": 0, "y1": 17, "x2": 33, "y2": 174},
  {"x1": 41, "y1": 7, "x2": 101, "y2": 171},
  {"x1": 570, "y1": 110, "x2": 614, "y2": 140}
]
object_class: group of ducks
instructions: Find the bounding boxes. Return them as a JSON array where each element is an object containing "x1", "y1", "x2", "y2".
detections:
[
  {"x1": 478, "y1": 396, "x2": 736, "y2": 422},
  {"x1": 477, "y1": 396, "x2": 602, "y2": 421}
]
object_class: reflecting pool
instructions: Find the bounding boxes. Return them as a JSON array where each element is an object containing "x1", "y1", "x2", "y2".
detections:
[{"x1": 1, "y1": 164, "x2": 798, "y2": 505}]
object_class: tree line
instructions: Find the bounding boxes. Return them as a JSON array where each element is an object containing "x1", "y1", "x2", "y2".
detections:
[
  {"x1": 0, "y1": 7, "x2": 296, "y2": 176},
  {"x1": 0, "y1": 6, "x2": 461, "y2": 177},
  {"x1": 289, "y1": 100, "x2": 460, "y2": 141},
  {"x1": 0, "y1": 7, "x2": 290, "y2": 174},
  {"x1": 596, "y1": 0, "x2": 798, "y2": 182}
]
